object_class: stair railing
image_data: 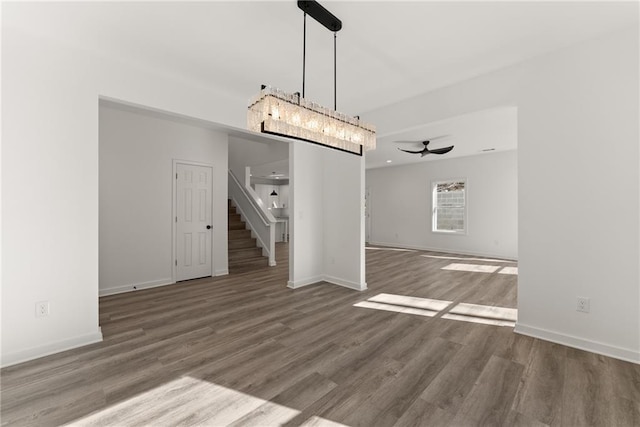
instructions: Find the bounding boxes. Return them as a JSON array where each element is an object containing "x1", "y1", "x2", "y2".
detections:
[{"x1": 228, "y1": 170, "x2": 276, "y2": 266}]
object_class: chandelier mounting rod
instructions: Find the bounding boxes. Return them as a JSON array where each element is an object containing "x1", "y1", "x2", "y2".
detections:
[
  {"x1": 298, "y1": 1, "x2": 341, "y2": 109},
  {"x1": 334, "y1": 31, "x2": 337, "y2": 110},
  {"x1": 302, "y1": 12, "x2": 306, "y2": 98}
]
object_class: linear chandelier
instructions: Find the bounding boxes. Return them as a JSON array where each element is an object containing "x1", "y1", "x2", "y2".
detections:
[{"x1": 247, "y1": 0, "x2": 376, "y2": 156}]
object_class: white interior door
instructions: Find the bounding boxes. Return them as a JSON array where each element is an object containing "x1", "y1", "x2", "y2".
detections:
[{"x1": 176, "y1": 163, "x2": 213, "y2": 281}]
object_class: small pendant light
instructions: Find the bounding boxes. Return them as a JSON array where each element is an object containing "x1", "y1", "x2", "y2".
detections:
[{"x1": 270, "y1": 174, "x2": 278, "y2": 196}]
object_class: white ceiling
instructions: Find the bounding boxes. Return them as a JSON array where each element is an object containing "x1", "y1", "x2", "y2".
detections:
[
  {"x1": 366, "y1": 106, "x2": 518, "y2": 169},
  {"x1": 6, "y1": 1, "x2": 637, "y2": 169},
  {"x1": 250, "y1": 159, "x2": 290, "y2": 180}
]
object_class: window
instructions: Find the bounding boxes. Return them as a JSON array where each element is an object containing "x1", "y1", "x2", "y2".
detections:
[{"x1": 432, "y1": 179, "x2": 466, "y2": 233}]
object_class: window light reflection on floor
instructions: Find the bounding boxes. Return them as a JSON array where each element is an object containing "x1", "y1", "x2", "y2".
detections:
[
  {"x1": 441, "y1": 313, "x2": 516, "y2": 327},
  {"x1": 449, "y1": 302, "x2": 517, "y2": 321},
  {"x1": 365, "y1": 246, "x2": 417, "y2": 252},
  {"x1": 441, "y1": 263, "x2": 501, "y2": 273},
  {"x1": 422, "y1": 254, "x2": 516, "y2": 263},
  {"x1": 498, "y1": 266, "x2": 518, "y2": 275},
  {"x1": 70, "y1": 376, "x2": 342, "y2": 426},
  {"x1": 368, "y1": 293, "x2": 452, "y2": 311},
  {"x1": 354, "y1": 293, "x2": 454, "y2": 317},
  {"x1": 442, "y1": 302, "x2": 517, "y2": 327},
  {"x1": 353, "y1": 301, "x2": 438, "y2": 317},
  {"x1": 300, "y1": 416, "x2": 350, "y2": 427},
  {"x1": 354, "y1": 294, "x2": 517, "y2": 328}
]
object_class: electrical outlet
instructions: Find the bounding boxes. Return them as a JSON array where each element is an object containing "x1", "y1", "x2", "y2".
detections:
[
  {"x1": 577, "y1": 297, "x2": 590, "y2": 313},
  {"x1": 35, "y1": 301, "x2": 50, "y2": 317}
]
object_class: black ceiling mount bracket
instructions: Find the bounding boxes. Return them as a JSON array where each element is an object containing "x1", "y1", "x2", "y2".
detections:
[{"x1": 297, "y1": 1, "x2": 342, "y2": 32}]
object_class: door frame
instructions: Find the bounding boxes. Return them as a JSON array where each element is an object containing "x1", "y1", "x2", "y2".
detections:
[{"x1": 172, "y1": 159, "x2": 215, "y2": 283}]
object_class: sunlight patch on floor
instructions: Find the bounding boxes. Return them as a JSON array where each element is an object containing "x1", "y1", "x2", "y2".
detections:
[
  {"x1": 441, "y1": 313, "x2": 516, "y2": 327},
  {"x1": 498, "y1": 266, "x2": 518, "y2": 275},
  {"x1": 365, "y1": 246, "x2": 416, "y2": 252},
  {"x1": 441, "y1": 263, "x2": 501, "y2": 273},
  {"x1": 354, "y1": 301, "x2": 439, "y2": 317},
  {"x1": 299, "y1": 415, "x2": 351, "y2": 426},
  {"x1": 368, "y1": 293, "x2": 452, "y2": 311},
  {"x1": 70, "y1": 376, "x2": 343, "y2": 426},
  {"x1": 442, "y1": 302, "x2": 517, "y2": 327},
  {"x1": 422, "y1": 254, "x2": 516, "y2": 263},
  {"x1": 354, "y1": 294, "x2": 516, "y2": 328},
  {"x1": 449, "y1": 302, "x2": 517, "y2": 321}
]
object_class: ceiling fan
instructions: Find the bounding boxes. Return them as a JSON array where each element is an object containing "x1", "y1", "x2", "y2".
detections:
[{"x1": 396, "y1": 135, "x2": 454, "y2": 157}]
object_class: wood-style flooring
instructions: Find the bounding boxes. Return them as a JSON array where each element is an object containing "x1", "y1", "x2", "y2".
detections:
[{"x1": 2, "y1": 243, "x2": 639, "y2": 426}]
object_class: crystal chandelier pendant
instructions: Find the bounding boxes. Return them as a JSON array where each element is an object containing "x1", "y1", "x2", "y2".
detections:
[
  {"x1": 246, "y1": 1, "x2": 376, "y2": 156},
  {"x1": 248, "y1": 86, "x2": 376, "y2": 156}
]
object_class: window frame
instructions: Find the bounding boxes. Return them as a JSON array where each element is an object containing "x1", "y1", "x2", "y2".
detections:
[{"x1": 431, "y1": 178, "x2": 468, "y2": 235}]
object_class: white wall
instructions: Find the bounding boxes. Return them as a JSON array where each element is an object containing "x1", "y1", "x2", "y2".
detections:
[
  {"x1": 367, "y1": 150, "x2": 517, "y2": 259},
  {"x1": 99, "y1": 105, "x2": 229, "y2": 295},
  {"x1": 289, "y1": 143, "x2": 325, "y2": 287},
  {"x1": 1, "y1": 18, "x2": 244, "y2": 366},
  {"x1": 364, "y1": 26, "x2": 639, "y2": 363},
  {"x1": 515, "y1": 27, "x2": 638, "y2": 363},
  {"x1": 2, "y1": 12, "x2": 367, "y2": 365},
  {"x1": 323, "y1": 148, "x2": 367, "y2": 289},
  {"x1": 289, "y1": 142, "x2": 366, "y2": 290}
]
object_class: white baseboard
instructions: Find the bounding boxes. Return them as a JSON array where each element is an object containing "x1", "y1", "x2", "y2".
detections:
[
  {"x1": 1, "y1": 328, "x2": 103, "y2": 368},
  {"x1": 287, "y1": 275, "x2": 324, "y2": 289},
  {"x1": 99, "y1": 278, "x2": 174, "y2": 297},
  {"x1": 367, "y1": 241, "x2": 518, "y2": 261},
  {"x1": 101, "y1": 270, "x2": 233, "y2": 295},
  {"x1": 514, "y1": 322, "x2": 640, "y2": 364},
  {"x1": 288, "y1": 275, "x2": 367, "y2": 292},
  {"x1": 323, "y1": 275, "x2": 367, "y2": 291}
]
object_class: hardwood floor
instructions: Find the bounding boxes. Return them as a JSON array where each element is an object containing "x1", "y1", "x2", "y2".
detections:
[{"x1": 2, "y1": 244, "x2": 639, "y2": 426}]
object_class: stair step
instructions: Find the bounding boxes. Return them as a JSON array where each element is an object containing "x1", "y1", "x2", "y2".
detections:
[
  {"x1": 229, "y1": 229, "x2": 252, "y2": 240},
  {"x1": 229, "y1": 247, "x2": 263, "y2": 261},
  {"x1": 228, "y1": 255, "x2": 269, "y2": 269},
  {"x1": 229, "y1": 263, "x2": 270, "y2": 274},
  {"x1": 227, "y1": 199, "x2": 269, "y2": 273},
  {"x1": 229, "y1": 238, "x2": 257, "y2": 250}
]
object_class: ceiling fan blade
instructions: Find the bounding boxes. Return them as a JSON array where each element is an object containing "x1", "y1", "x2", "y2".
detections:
[
  {"x1": 427, "y1": 145, "x2": 454, "y2": 155},
  {"x1": 398, "y1": 148, "x2": 425, "y2": 154}
]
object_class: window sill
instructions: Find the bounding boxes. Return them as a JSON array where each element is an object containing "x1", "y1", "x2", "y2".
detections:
[{"x1": 432, "y1": 230, "x2": 467, "y2": 236}]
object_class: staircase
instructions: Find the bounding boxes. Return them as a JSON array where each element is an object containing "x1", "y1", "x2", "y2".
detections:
[{"x1": 228, "y1": 199, "x2": 270, "y2": 273}]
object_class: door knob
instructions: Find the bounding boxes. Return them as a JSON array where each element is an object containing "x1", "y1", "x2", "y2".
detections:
[{"x1": 206, "y1": 225, "x2": 212, "y2": 229}]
